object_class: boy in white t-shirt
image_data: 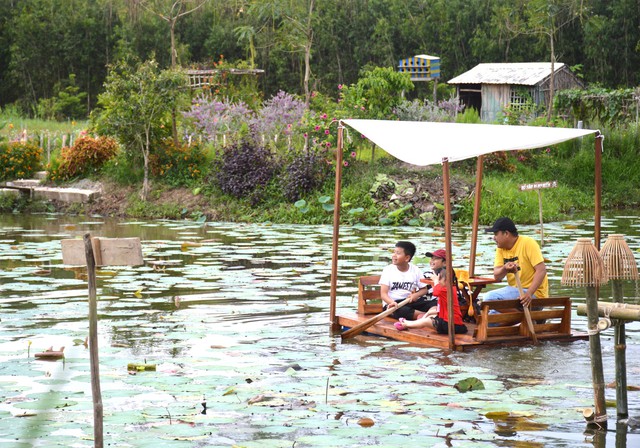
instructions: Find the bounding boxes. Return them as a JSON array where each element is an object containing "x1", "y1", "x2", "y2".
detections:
[{"x1": 379, "y1": 241, "x2": 431, "y2": 321}]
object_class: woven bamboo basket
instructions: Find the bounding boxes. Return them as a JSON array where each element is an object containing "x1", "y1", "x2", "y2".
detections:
[
  {"x1": 600, "y1": 234, "x2": 638, "y2": 281},
  {"x1": 561, "y1": 238, "x2": 608, "y2": 287}
]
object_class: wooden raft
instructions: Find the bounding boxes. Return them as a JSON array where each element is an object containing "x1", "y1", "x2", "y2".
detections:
[{"x1": 336, "y1": 275, "x2": 588, "y2": 350}]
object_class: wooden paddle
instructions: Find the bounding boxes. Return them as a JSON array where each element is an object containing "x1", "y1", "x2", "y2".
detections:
[
  {"x1": 341, "y1": 296, "x2": 412, "y2": 340},
  {"x1": 514, "y1": 269, "x2": 538, "y2": 344}
]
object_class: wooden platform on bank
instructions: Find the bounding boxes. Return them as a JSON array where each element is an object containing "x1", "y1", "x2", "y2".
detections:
[{"x1": 337, "y1": 275, "x2": 589, "y2": 351}]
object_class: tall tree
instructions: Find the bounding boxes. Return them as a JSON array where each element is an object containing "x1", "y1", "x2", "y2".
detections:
[
  {"x1": 94, "y1": 59, "x2": 187, "y2": 200},
  {"x1": 138, "y1": 0, "x2": 208, "y2": 144},
  {"x1": 524, "y1": 0, "x2": 588, "y2": 121}
]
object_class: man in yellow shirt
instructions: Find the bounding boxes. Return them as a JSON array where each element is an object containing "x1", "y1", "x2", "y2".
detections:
[{"x1": 483, "y1": 217, "x2": 548, "y2": 307}]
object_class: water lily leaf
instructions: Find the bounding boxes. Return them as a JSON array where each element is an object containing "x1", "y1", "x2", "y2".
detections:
[
  {"x1": 322, "y1": 203, "x2": 334, "y2": 212},
  {"x1": 294, "y1": 199, "x2": 307, "y2": 208},
  {"x1": 318, "y1": 196, "x2": 331, "y2": 204},
  {"x1": 454, "y1": 377, "x2": 485, "y2": 392}
]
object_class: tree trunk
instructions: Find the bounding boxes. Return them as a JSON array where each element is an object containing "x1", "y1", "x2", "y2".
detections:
[
  {"x1": 170, "y1": 19, "x2": 179, "y2": 146},
  {"x1": 303, "y1": 0, "x2": 315, "y2": 107},
  {"x1": 547, "y1": 32, "x2": 555, "y2": 123},
  {"x1": 141, "y1": 135, "x2": 150, "y2": 201}
]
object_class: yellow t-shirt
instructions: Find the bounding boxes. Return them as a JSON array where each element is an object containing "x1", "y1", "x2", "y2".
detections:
[{"x1": 494, "y1": 235, "x2": 548, "y2": 298}]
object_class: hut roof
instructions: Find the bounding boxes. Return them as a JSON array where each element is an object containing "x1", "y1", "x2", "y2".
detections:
[{"x1": 448, "y1": 62, "x2": 566, "y2": 86}]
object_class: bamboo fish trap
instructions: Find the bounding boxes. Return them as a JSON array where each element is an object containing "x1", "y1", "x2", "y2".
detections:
[
  {"x1": 600, "y1": 234, "x2": 638, "y2": 281},
  {"x1": 561, "y1": 238, "x2": 608, "y2": 287}
]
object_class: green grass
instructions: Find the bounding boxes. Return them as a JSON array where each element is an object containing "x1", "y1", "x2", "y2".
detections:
[{"x1": 0, "y1": 116, "x2": 88, "y2": 137}]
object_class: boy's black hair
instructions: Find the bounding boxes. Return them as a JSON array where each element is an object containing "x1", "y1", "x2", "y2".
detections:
[{"x1": 395, "y1": 241, "x2": 416, "y2": 260}]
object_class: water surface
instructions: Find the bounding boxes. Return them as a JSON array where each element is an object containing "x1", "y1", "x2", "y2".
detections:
[{"x1": 0, "y1": 213, "x2": 639, "y2": 447}]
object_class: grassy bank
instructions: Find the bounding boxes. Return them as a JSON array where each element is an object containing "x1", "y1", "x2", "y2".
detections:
[{"x1": 1, "y1": 119, "x2": 639, "y2": 226}]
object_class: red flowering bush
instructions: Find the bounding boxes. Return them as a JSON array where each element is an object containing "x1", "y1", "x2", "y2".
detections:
[{"x1": 48, "y1": 136, "x2": 118, "y2": 181}]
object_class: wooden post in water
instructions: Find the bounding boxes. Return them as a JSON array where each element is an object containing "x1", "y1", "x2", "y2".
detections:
[
  {"x1": 84, "y1": 234, "x2": 103, "y2": 448},
  {"x1": 329, "y1": 124, "x2": 344, "y2": 326},
  {"x1": 518, "y1": 181, "x2": 557, "y2": 248},
  {"x1": 442, "y1": 157, "x2": 455, "y2": 350},
  {"x1": 562, "y1": 238, "x2": 608, "y2": 428},
  {"x1": 62, "y1": 236, "x2": 143, "y2": 448},
  {"x1": 468, "y1": 155, "x2": 483, "y2": 278}
]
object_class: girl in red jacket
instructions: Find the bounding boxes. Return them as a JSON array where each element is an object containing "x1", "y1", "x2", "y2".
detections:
[{"x1": 395, "y1": 270, "x2": 468, "y2": 334}]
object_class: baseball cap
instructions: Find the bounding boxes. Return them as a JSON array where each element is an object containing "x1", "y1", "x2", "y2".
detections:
[
  {"x1": 425, "y1": 249, "x2": 446, "y2": 260},
  {"x1": 485, "y1": 217, "x2": 517, "y2": 233}
]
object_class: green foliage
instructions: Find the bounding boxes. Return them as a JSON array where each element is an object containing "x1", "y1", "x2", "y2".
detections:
[
  {"x1": 0, "y1": 141, "x2": 42, "y2": 181},
  {"x1": 195, "y1": 56, "x2": 264, "y2": 110},
  {"x1": 280, "y1": 148, "x2": 332, "y2": 202},
  {"x1": 555, "y1": 87, "x2": 638, "y2": 126},
  {"x1": 101, "y1": 151, "x2": 144, "y2": 186},
  {"x1": 125, "y1": 195, "x2": 184, "y2": 220},
  {"x1": 455, "y1": 108, "x2": 482, "y2": 124},
  {"x1": 497, "y1": 90, "x2": 541, "y2": 125},
  {"x1": 150, "y1": 139, "x2": 207, "y2": 187},
  {"x1": 36, "y1": 74, "x2": 87, "y2": 121},
  {"x1": 93, "y1": 59, "x2": 188, "y2": 197},
  {"x1": 47, "y1": 136, "x2": 118, "y2": 182},
  {"x1": 339, "y1": 66, "x2": 414, "y2": 120},
  {"x1": 0, "y1": 191, "x2": 20, "y2": 212}
]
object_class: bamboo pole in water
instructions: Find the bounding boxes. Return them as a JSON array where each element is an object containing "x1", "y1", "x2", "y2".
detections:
[
  {"x1": 600, "y1": 234, "x2": 638, "y2": 419},
  {"x1": 562, "y1": 238, "x2": 608, "y2": 428}
]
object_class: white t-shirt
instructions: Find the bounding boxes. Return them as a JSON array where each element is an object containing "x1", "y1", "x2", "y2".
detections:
[{"x1": 379, "y1": 263, "x2": 423, "y2": 302}]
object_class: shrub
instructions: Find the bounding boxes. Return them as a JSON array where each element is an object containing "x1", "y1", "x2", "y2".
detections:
[
  {"x1": 281, "y1": 149, "x2": 332, "y2": 202},
  {"x1": 209, "y1": 139, "x2": 275, "y2": 202},
  {"x1": 48, "y1": 135, "x2": 118, "y2": 181},
  {"x1": 150, "y1": 139, "x2": 207, "y2": 187},
  {"x1": 0, "y1": 141, "x2": 42, "y2": 181}
]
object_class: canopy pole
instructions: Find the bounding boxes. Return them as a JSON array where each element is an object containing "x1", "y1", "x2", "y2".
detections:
[
  {"x1": 443, "y1": 158, "x2": 455, "y2": 350},
  {"x1": 469, "y1": 155, "x2": 484, "y2": 277},
  {"x1": 329, "y1": 124, "x2": 345, "y2": 325},
  {"x1": 594, "y1": 132, "x2": 603, "y2": 250}
]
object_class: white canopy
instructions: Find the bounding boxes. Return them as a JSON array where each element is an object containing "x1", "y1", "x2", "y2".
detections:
[{"x1": 342, "y1": 119, "x2": 597, "y2": 166}]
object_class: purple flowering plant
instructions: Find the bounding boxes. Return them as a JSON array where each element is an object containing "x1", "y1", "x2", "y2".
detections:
[
  {"x1": 183, "y1": 94, "x2": 254, "y2": 145},
  {"x1": 252, "y1": 90, "x2": 306, "y2": 149}
]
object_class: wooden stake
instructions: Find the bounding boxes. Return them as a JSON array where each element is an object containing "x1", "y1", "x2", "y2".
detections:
[{"x1": 84, "y1": 234, "x2": 104, "y2": 448}]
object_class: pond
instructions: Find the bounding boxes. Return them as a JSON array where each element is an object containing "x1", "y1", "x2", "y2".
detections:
[{"x1": 0, "y1": 213, "x2": 639, "y2": 447}]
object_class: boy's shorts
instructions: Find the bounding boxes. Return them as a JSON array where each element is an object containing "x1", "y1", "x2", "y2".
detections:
[{"x1": 388, "y1": 297, "x2": 436, "y2": 320}]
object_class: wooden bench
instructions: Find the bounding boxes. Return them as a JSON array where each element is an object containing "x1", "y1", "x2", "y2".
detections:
[
  {"x1": 474, "y1": 297, "x2": 572, "y2": 342},
  {"x1": 358, "y1": 275, "x2": 384, "y2": 314}
]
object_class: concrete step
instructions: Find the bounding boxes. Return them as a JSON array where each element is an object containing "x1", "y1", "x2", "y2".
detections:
[
  {"x1": 6, "y1": 179, "x2": 42, "y2": 187},
  {"x1": 0, "y1": 188, "x2": 21, "y2": 198},
  {"x1": 0, "y1": 180, "x2": 100, "y2": 203}
]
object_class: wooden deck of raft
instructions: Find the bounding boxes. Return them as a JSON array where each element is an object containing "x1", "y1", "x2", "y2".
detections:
[{"x1": 337, "y1": 275, "x2": 588, "y2": 351}]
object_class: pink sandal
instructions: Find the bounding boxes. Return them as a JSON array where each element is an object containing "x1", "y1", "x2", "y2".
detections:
[{"x1": 394, "y1": 318, "x2": 408, "y2": 331}]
